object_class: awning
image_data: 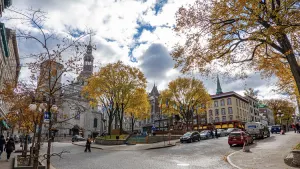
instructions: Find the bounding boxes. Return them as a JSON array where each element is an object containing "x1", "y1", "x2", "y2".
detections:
[
  {"x1": 203, "y1": 126, "x2": 207, "y2": 129},
  {"x1": 0, "y1": 120, "x2": 9, "y2": 129},
  {"x1": 222, "y1": 124, "x2": 228, "y2": 128},
  {"x1": 215, "y1": 125, "x2": 221, "y2": 129},
  {"x1": 228, "y1": 124, "x2": 234, "y2": 128}
]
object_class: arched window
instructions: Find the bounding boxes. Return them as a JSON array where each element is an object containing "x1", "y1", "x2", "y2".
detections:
[{"x1": 93, "y1": 118, "x2": 98, "y2": 128}]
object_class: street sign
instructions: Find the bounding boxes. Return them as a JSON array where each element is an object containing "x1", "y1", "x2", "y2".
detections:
[{"x1": 44, "y1": 112, "x2": 50, "y2": 123}]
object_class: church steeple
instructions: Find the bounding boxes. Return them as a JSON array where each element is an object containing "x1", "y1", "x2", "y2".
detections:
[
  {"x1": 77, "y1": 34, "x2": 94, "y2": 83},
  {"x1": 216, "y1": 75, "x2": 223, "y2": 95}
]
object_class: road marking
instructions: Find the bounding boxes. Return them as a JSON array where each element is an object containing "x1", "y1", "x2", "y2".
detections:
[
  {"x1": 227, "y1": 150, "x2": 243, "y2": 169},
  {"x1": 177, "y1": 163, "x2": 190, "y2": 166}
]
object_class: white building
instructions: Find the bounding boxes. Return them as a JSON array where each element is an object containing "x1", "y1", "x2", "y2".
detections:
[
  {"x1": 245, "y1": 95, "x2": 260, "y2": 122},
  {"x1": 52, "y1": 37, "x2": 103, "y2": 138}
]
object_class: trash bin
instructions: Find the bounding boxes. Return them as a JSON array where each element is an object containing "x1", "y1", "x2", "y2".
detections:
[{"x1": 116, "y1": 136, "x2": 119, "y2": 140}]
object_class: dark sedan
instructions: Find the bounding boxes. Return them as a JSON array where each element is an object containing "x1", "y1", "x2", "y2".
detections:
[
  {"x1": 180, "y1": 131, "x2": 201, "y2": 143},
  {"x1": 72, "y1": 135, "x2": 86, "y2": 142}
]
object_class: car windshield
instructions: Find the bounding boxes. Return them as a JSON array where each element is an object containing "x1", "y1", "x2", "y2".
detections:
[
  {"x1": 183, "y1": 133, "x2": 192, "y2": 137},
  {"x1": 229, "y1": 133, "x2": 241, "y2": 137},
  {"x1": 227, "y1": 128, "x2": 234, "y2": 132}
]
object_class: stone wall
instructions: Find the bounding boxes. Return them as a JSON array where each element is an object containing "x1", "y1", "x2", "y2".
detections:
[{"x1": 95, "y1": 138, "x2": 125, "y2": 145}]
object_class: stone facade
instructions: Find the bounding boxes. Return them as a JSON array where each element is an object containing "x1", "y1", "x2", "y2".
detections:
[
  {"x1": 0, "y1": 26, "x2": 20, "y2": 135},
  {"x1": 208, "y1": 92, "x2": 250, "y2": 123},
  {"x1": 245, "y1": 95, "x2": 260, "y2": 122}
]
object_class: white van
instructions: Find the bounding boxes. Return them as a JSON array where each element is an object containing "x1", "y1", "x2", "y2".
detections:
[{"x1": 245, "y1": 122, "x2": 270, "y2": 139}]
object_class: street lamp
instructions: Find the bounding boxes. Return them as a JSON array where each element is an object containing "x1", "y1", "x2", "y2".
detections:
[{"x1": 276, "y1": 110, "x2": 284, "y2": 125}]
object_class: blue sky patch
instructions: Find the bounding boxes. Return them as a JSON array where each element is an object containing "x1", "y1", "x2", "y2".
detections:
[
  {"x1": 153, "y1": 0, "x2": 168, "y2": 15},
  {"x1": 129, "y1": 21, "x2": 156, "y2": 62}
]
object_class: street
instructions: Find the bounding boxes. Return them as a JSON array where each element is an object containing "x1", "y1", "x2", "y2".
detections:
[{"x1": 50, "y1": 136, "x2": 238, "y2": 169}]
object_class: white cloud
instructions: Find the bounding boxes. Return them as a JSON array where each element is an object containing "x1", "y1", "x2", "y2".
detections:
[{"x1": 2, "y1": 0, "x2": 285, "y2": 100}]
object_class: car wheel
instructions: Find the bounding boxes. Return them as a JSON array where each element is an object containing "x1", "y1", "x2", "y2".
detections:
[
  {"x1": 180, "y1": 141, "x2": 183, "y2": 143},
  {"x1": 229, "y1": 144, "x2": 232, "y2": 147}
]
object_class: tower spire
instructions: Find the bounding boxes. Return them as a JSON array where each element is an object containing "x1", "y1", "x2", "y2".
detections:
[
  {"x1": 216, "y1": 75, "x2": 223, "y2": 95},
  {"x1": 89, "y1": 31, "x2": 92, "y2": 46}
]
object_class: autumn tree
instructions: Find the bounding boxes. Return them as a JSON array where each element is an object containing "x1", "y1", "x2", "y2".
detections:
[
  {"x1": 172, "y1": 0, "x2": 300, "y2": 96},
  {"x1": 126, "y1": 88, "x2": 150, "y2": 132},
  {"x1": 244, "y1": 88, "x2": 259, "y2": 98},
  {"x1": 263, "y1": 99, "x2": 295, "y2": 125},
  {"x1": 6, "y1": 8, "x2": 90, "y2": 169},
  {"x1": 160, "y1": 77, "x2": 211, "y2": 131},
  {"x1": 83, "y1": 61, "x2": 147, "y2": 135}
]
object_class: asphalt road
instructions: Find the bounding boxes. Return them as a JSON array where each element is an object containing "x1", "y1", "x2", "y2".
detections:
[{"x1": 49, "y1": 136, "x2": 241, "y2": 169}]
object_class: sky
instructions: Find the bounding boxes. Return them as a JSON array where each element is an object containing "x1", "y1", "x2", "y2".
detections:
[{"x1": 1, "y1": 0, "x2": 287, "y2": 100}]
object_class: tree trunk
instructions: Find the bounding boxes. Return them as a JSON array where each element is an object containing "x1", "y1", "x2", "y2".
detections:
[
  {"x1": 108, "y1": 114, "x2": 113, "y2": 135},
  {"x1": 131, "y1": 114, "x2": 134, "y2": 132},
  {"x1": 33, "y1": 115, "x2": 43, "y2": 169},
  {"x1": 119, "y1": 105, "x2": 124, "y2": 135},
  {"x1": 277, "y1": 34, "x2": 300, "y2": 95},
  {"x1": 46, "y1": 120, "x2": 52, "y2": 169},
  {"x1": 22, "y1": 135, "x2": 28, "y2": 157},
  {"x1": 29, "y1": 123, "x2": 37, "y2": 166}
]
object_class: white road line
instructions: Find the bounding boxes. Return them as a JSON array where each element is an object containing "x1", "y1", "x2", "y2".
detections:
[{"x1": 226, "y1": 150, "x2": 243, "y2": 169}]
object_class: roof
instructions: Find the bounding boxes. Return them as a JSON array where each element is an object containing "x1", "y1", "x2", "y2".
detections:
[
  {"x1": 210, "y1": 91, "x2": 249, "y2": 102},
  {"x1": 149, "y1": 84, "x2": 159, "y2": 96}
]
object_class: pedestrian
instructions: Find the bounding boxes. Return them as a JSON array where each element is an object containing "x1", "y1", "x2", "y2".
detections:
[
  {"x1": 296, "y1": 123, "x2": 300, "y2": 133},
  {"x1": 210, "y1": 130, "x2": 214, "y2": 138},
  {"x1": 215, "y1": 129, "x2": 218, "y2": 139},
  {"x1": 0, "y1": 135, "x2": 6, "y2": 159},
  {"x1": 84, "y1": 138, "x2": 91, "y2": 152},
  {"x1": 4, "y1": 138, "x2": 15, "y2": 162}
]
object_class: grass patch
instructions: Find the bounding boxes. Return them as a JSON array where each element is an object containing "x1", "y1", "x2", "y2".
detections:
[
  {"x1": 293, "y1": 143, "x2": 300, "y2": 150},
  {"x1": 97, "y1": 135, "x2": 128, "y2": 140}
]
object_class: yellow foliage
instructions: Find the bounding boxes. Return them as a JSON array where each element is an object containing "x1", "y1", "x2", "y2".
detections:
[
  {"x1": 82, "y1": 61, "x2": 148, "y2": 119},
  {"x1": 173, "y1": 0, "x2": 300, "y2": 96},
  {"x1": 160, "y1": 77, "x2": 211, "y2": 121}
]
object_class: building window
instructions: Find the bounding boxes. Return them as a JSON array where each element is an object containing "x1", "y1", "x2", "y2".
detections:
[
  {"x1": 228, "y1": 107, "x2": 233, "y2": 114},
  {"x1": 209, "y1": 117, "x2": 213, "y2": 123},
  {"x1": 215, "y1": 109, "x2": 219, "y2": 116},
  {"x1": 220, "y1": 99, "x2": 225, "y2": 106},
  {"x1": 227, "y1": 98, "x2": 232, "y2": 105},
  {"x1": 221, "y1": 108, "x2": 226, "y2": 115},
  {"x1": 236, "y1": 99, "x2": 238, "y2": 105},
  {"x1": 214, "y1": 101, "x2": 218, "y2": 107},
  {"x1": 222, "y1": 116, "x2": 226, "y2": 122},
  {"x1": 93, "y1": 118, "x2": 98, "y2": 128},
  {"x1": 239, "y1": 100, "x2": 241, "y2": 107},
  {"x1": 209, "y1": 110, "x2": 213, "y2": 116},
  {"x1": 215, "y1": 117, "x2": 219, "y2": 122},
  {"x1": 229, "y1": 115, "x2": 233, "y2": 120}
]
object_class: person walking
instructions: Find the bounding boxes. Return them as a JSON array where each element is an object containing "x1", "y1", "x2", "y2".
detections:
[
  {"x1": 296, "y1": 123, "x2": 300, "y2": 133},
  {"x1": 4, "y1": 138, "x2": 15, "y2": 161},
  {"x1": 84, "y1": 138, "x2": 91, "y2": 152},
  {"x1": 0, "y1": 135, "x2": 6, "y2": 159},
  {"x1": 215, "y1": 129, "x2": 218, "y2": 139}
]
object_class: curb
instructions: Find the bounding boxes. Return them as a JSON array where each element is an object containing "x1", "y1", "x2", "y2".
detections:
[
  {"x1": 146, "y1": 144, "x2": 176, "y2": 150},
  {"x1": 226, "y1": 150, "x2": 243, "y2": 169},
  {"x1": 72, "y1": 143, "x2": 103, "y2": 150}
]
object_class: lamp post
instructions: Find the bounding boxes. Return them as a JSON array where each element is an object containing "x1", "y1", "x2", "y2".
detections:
[{"x1": 276, "y1": 110, "x2": 284, "y2": 125}]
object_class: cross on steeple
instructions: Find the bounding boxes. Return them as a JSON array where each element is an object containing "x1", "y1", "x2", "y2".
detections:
[{"x1": 216, "y1": 75, "x2": 223, "y2": 95}]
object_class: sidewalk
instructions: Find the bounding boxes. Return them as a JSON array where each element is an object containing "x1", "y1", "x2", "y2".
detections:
[
  {"x1": 73, "y1": 139, "x2": 178, "y2": 151},
  {"x1": 0, "y1": 143, "x2": 24, "y2": 169},
  {"x1": 228, "y1": 132, "x2": 300, "y2": 169}
]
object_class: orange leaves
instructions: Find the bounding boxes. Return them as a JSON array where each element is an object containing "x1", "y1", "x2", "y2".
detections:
[{"x1": 172, "y1": 0, "x2": 300, "y2": 93}]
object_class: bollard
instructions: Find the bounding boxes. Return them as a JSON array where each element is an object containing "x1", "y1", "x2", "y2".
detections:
[{"x1": 243, "y1": 141, "x2": 250, "y2": 152}]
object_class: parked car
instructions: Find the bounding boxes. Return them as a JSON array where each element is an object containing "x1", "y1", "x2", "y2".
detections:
[
  {"x1": 228, "y1": 131, "x2": 253, "y2": 147},
  {"x1": 271, "y1": 125, "x2": 281, "y2": 134},
  {"x1": 225, "y1": 128, "x2": 241, "y2": 135},
  {"x1": 245, "y1": 122, "x2": 270, "y2": 139},
  {"x1": 180, "y1": 131, "x2": 201, "y2": 143},
  {"x1": 217, "y1": 129, "x2": 226, "y2": 137},
  {"x1": 200, "y1": 130, "x2": 213, "y2": 139},
  {"x1": 72, "y1": 135, "x2": 86, "y2": 142}
]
